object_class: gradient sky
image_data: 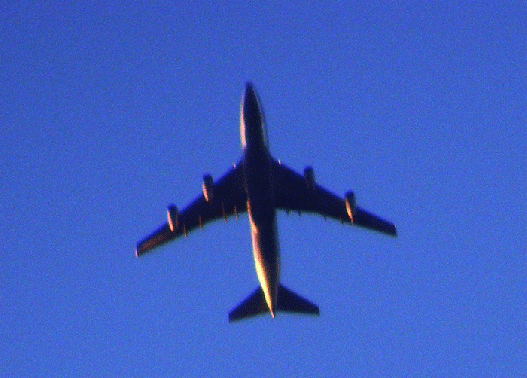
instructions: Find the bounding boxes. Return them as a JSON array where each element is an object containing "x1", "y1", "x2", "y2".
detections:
[{"x1": 2, "y1": 2, "x2": 525, "y2": 376}]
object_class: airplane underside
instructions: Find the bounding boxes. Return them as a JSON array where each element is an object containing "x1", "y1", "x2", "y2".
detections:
[{"x1": 135, "y1": 82, "x2": 397, "y2": 321}]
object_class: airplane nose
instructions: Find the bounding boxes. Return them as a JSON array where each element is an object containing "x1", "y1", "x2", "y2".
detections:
[
  {"x1": 240, "y1": 81, "x2": 266, "y2": 149},
  {"x1": 245, "y1": 81, "x2": 255, "y2": 94},
  {"x1": 242, "y1": 82, "x2": 260, "y2": 119},
  {"x1": 244, "y1": 82, "x2": 257, "y2": 105}
]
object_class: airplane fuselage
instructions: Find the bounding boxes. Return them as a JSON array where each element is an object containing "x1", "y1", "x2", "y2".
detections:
[{"x1": 240, "y1": 84, "x2": 279, "y2": 317}]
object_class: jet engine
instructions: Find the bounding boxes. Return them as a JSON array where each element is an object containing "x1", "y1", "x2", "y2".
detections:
[
  {"x1": 304, "y1": 166, "x2": 315, "y2": 190},
  {"x1": 202, "y1": 174, "x2": 214, "y2": 202},
  {"x1": 345, "y1": 191, "x2": 356, "y2": 223},
  {"x1": 167, "y1": 204, "x2": 178, "y2": 231}
]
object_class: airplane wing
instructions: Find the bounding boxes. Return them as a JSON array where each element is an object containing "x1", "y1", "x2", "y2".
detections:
[
  {"x1": 272, "y1": 160, "x2": 396, "y2": 236},
  {"x1": 136, "y1": 163, "x2": 247, "y2": 256}
]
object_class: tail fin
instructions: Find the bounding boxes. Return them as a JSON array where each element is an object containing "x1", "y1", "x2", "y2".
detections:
[{"x1": 228, "y1": 285, "x2": 319, "y2": 322}]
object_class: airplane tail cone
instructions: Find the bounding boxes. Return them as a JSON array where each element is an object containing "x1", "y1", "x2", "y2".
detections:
[{"x1": 228, "y1": 284, "x2": 319, "y2": 322}]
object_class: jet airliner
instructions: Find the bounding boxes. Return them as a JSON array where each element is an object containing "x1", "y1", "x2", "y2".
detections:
[{"x1": 136, "y1": 82, "x2": 397, "y2": 321}]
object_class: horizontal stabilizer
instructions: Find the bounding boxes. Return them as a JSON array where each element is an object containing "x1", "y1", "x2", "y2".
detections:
[
  {"x1": 228, "y1": 287, "x2": 268, "y2": 322},
  {"x1": 228, "y1": 285, "x2": 319, "y2": 322},
  {"x1": 277, "y1": 284, "x2": 319, "y2": 315}
]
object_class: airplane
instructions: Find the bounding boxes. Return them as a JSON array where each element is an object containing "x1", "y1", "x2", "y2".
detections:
[{"x1": 136, "y1": 82, "x2": 397, "y2": 322}]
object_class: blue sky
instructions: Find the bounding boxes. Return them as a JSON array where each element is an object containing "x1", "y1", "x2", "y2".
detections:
[{"x1": 2, "y1": 2, "x2": 525, "y2": 376}]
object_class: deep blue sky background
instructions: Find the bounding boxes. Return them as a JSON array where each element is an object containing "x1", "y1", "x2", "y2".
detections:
[{"x1": 2, "y1": 2, "x2": 525, "y2": 376}]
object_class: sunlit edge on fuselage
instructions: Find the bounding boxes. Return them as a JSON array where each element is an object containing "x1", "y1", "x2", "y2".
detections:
[{"x1": 240, "y1": 82, "x2": 278, "y2": 317}]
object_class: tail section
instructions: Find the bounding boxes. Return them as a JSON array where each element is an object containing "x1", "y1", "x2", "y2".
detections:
[
  {"x1": 277, "y1": 284, "x2": 319, "y2": 315},
  {"x1": 228, "y1": 284, "x2": 319, "y2": 322},
  {"x1": 228, "y1": 287, "x2": 268, "y2": 322}
]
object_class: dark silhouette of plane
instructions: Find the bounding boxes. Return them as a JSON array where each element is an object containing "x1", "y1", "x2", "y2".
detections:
[{"x1": 136, "y1": 82, "x2": 397, "y2": 321}]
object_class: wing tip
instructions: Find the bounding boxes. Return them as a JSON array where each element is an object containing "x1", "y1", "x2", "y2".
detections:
[{"x1": 135, "y1": 244, "x2": 148, "y2": 257}]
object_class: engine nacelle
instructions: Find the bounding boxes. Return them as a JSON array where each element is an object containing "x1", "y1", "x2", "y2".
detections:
[
  {"x1": 345, "y1": 191, "x2": 356, "y2": 223},
  {"x1": 202, "y1": 174, "x2": 213, "y2": 202},
  {"x1": 167, "y1": 204, "x2": 178, "y2": 231},
  {"x1": 304, "y1": 166, "x2": 315, "y2": 190}
]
